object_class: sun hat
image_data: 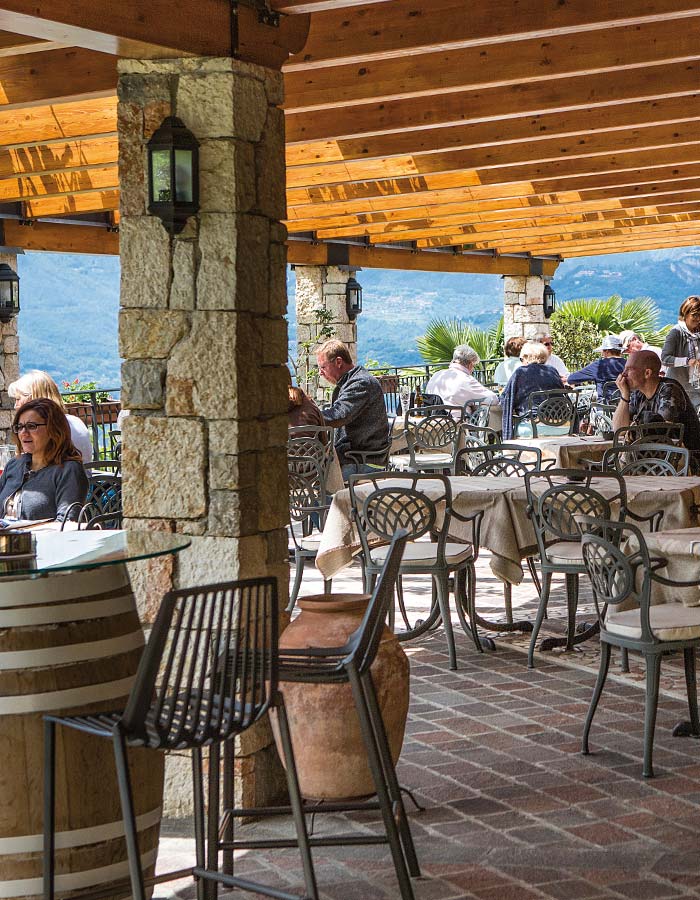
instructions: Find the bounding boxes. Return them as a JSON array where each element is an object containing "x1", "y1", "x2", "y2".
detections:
[
  {"x1": 594, "y1": 335, "x2": 624, "y2": 352},
  {"x1": 617, "y1": 329, "x2": 638, "y2": 350}
]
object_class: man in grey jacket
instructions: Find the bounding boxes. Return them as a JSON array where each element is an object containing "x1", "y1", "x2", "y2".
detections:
[{"x1": 316, "y1": 339, "x2": 389, "y2": 479}]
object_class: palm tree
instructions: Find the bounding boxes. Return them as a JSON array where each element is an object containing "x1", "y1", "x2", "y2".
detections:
[
  {"x1": 552, "y1": 294, "x2": 670, "y2": 346},
  {"x1": 416, "y1": 316, "x2": 504, "y2": 364}
]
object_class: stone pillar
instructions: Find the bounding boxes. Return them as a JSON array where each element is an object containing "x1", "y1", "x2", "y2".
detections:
[
  {"x1": 117, "y1": 57, "x2": 288, "y2": 816},
  {"x1": 294, "y1": 265, "x2": 358, "y2": 390},
  {"x1": 503, "y1": 274, "x2": 550, "y2": 341},
  {"x1": 0, "y1": 252, "x2": 19, "y2": 443}
]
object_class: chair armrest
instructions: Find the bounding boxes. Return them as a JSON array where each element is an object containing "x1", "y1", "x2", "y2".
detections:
[
  {"x1": 650, "y1": 571, "x2": 700, "y2": 588},
  {"x1": 540, "y1": 459, "x2": 557, "y2": 470},
  {"x1": 579, "y1": 457, "x2": 603, "y2": 471},
  {"x1": 623, "y1": 506, "x2": 664, "y2": 533},
  {"x1": 449, "y1": 507, "x2": 484, "y2": 549}
]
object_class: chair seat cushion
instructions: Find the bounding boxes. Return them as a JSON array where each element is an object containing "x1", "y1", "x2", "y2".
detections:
[
  {"x1": 390, "y1": 451, "x2": 453, "y2": 470},
  {"x1": 605, "y1": 603, "x2": 700, "y2": 641},
  {"x1": 299, "y1": 535, "x2": 322, "y2": 552},
  {"x1": 546, "y1": 540, "x2": 583, "y2": 565},
  {"x1": 370, "y1": 541, "x2": 474, "y2": 567}
]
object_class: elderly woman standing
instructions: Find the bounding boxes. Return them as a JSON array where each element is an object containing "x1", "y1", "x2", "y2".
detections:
[
  {"x1": 0, "y1": 398, "x2": 88, "y2": 524},
  {"x1": 501, "y1": 341, "x2": 564, "y2": 439},
  {"x1": 661, "y1": 296, "x2": 700, "y2": 409},
  {"x1": 8, "y1": 370, "x2": 94, "y2": 462}
]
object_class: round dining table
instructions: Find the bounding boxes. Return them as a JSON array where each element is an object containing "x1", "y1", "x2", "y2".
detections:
[{"x1": 0, "y1": 529, "x2": 190, "y2": 900}]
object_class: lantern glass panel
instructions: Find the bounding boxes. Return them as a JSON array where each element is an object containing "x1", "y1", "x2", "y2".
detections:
[
  {"x1": 151, "y1": 149, "x2": 172, "y2": 202},
  {"x1": 174, "y1": 149, "x2": 194, "y2": 203},
  {"x1": 0, "y1": 282, "x2": 11, "y2": 308}
]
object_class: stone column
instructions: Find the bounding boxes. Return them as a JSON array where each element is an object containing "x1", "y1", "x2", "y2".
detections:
[
  {"x1": 117, "y1": 57, "x2": 288, "y2": 815},
  {"x1": 294, "y1": 265, "x2": 358, "y2": 391},
  {"x1": 0, "y1": 252, "x2": 20, "y2": 443},
  {"x1": 503, "y1": 274, "x2": 550, "y2": 341}
]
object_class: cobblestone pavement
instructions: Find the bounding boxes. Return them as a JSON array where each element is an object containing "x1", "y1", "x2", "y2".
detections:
[{"x1": 155, "y1": 553, "x2": 700, "y2": 899}]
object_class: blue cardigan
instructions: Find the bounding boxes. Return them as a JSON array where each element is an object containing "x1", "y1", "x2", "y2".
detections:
[{"x1": 501, "y1": 364, "x2": 563, "y2": 439}]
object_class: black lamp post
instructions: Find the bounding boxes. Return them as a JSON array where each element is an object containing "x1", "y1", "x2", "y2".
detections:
[
  {"x1": 543, "y1": 283, "x2": 556, "y2": 319},
  {"x1": 0, "y1": 264, "x2": 20, "y2": 323},
  {"x1": 346, "y1": 275, "x2": 363, "y2": 319},
  {"x1": 147, "y1": 116, "x2": 200, "y2": 234}
]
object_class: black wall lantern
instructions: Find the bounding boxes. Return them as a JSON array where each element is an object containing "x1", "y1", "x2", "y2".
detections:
[
  {"x1": 147, "y1": 116, "x2": 199, "y2": 234},
  {"x1": 0, "y1": 264, "x2": 19, "y2": 323},
  {"x1": 543, "y1": 283, "x2": 556, "y2": 319},
  {"x1": 346, "y1": 275, "x2": 363, "y2": 319}
]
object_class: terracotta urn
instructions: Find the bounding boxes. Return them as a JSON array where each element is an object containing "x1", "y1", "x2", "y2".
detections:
[{"x1": 271, "y1": 593, "x2": 410, "y2": 800}]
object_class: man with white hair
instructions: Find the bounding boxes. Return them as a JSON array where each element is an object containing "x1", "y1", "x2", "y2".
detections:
[
  {"x1": 534, "y1": 329, "x2": 569, "y2": 378},
  {"x1": 619, "y1": 330, "x2": 663, "y2": 360},
  {"x1": 425, "y1": 344, "x2": 498, "y2": 411}
]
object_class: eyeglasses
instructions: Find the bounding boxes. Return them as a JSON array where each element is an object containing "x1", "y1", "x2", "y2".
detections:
[
  {"x1": 12, "y1": 422, "x2": 46, "y2": 434},
  {"x1": 542, "y1": 341, "x2": 553, "y2": 347}
]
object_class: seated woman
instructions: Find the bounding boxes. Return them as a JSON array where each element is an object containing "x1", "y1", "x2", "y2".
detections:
[
  {"x1": 0, "y1": 398, "x2": 88, "y2": 524},
  {"x1": 493, "y1": 336, "x2": 525, "y2": 386},
  {"x1": 287, "y1": 371, "x2": 326, "y2": 434},
  {"x1": 8, "y1": 370, "x2": 94, "y2": 463},
  {"x1": 501, "y1": 341, "x2": 565, "y2": 439}
]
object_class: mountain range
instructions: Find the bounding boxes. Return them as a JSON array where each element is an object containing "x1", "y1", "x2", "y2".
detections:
[{"x1": 14, "y1": 245, "x2": 700, "y2": 387}]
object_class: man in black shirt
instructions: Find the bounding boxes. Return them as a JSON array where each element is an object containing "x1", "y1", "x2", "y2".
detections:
[{"x1": 613, "y1": 350, "x2": 700, "y2": 455}]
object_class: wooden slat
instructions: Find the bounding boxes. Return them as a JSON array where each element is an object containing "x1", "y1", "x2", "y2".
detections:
[
  {"x1": 286, "y1": 95, "x2": 700, "y2": 168},
  {"x1": 0, "y1": 30, "x2": 64, "y2": 56},
  {"x1": 284, "y1": 17, "x2": 700, "y2": 111},
  {"x1": 3, "y1": 218, "x2": 118, "y2": 254},
  {"x1": 0, "y1": 47, "x2": 115, "y2": 109},
  {"x1": 21, "y1": 188, "x2": 119, "y2": 218},
  {"x1": 0, "y1": 95, "x2": 117, "y2": 147},
  {"x1": 285, "y1": 60, "x2": 700, "y2": 144},
  {"x1": 493, "y1": 227, "x2": 700, "y2": 256},
  {"x1": 275, "y1": 0, "x2": 392, "y2": 14},
  {"x1": 558, "y1": 233, "x2": 700, "y2": 257},
  {"x1": 0, "y1": 164, "x2": 118, "y2": 204},
  {"x1": 0, "y1": 135, "x2": 117, "y2": 179},
  {"x1": 286, "y1": 239, "x2": 560, "y2": 276},
  {"x1": 286, "y1": 0, "x2": 700, "y2": 69}
]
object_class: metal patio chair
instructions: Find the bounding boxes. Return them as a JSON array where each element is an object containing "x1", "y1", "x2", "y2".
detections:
[
  {"x1": 613, "y1": 422, "x2": 684, "y2": 446},
  {"x1": 349, "y1": 472, "x2": 484, "y2": 668},
  {"x1": 580, "y1": 518, "x2": 700, "y2": 777},
  {"x1": 454, "y1": 442, "x2": 544, "y2": 477},
  {"x1": 524, "y1": 468, "x2": 663, "y2": 668},
  {"x1": 602, "y1": 442, "x2": 690, "y2": 476},
  {"x1": 44, "y1": 577, "x2": 318, "y2": 900},
  {"x1": 288, "y1": 455, "x2": 331, "y2": 613},
  {"x1": 390, "y1": 406, "x2": 463, "y2": 473},
  {"x1": 219, "y1": 531, "x2": 421, "y2": 900},
  {"x1": 513, "y1": 389, "x2": 577, "y2": 439}
]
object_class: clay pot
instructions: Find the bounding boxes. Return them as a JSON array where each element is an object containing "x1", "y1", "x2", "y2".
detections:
[{"x1": 271, "y1": 593, "x2": 410, "y2": 800}]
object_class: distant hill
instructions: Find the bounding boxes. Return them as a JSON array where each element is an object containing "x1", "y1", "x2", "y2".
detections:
[{"x1": 14, "y1": 245, "x2": 700, "y2": 387}]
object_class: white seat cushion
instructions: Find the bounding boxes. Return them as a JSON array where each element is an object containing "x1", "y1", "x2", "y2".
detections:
[
  {"x1": 546, "y1": 540, "x2": 583, "y2": 565},
  {"x1": 299, "y1": 535, "x2": 322, "y2": 552},
  {"x1": 370, "y1": 541, "x2": 474, "y2": 567},
  {"x1": 605, "y1": 603, "x2": 700, "y2": 641},
  {"x1": 390, "y1": 451, "x2": 453, "y2": 470}
]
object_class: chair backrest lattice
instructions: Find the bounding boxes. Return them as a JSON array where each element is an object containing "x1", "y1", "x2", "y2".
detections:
[
  {"x1": 527, "y1": 390, "x2": 576, "y2": 430},
  {"x1": 537, "y1": 484, "x2": 613, "y2": 542},
  {"x1": 454, "y1": 437, "x2": 489, "y2": 475},
  {"x1": 363, "y1": 488, "x2": 436, "y2": 541},
  {"x1": 288, "y1": 456, "x2": 326, "y2": 524},
  {"x1": 456, "y1": 442, "x2": 542, "y2": 476},
  {"x1": 603, "y1": 443, "x2": 690, "y2": 476},
  {"x1": 466, "y1": 399, "x2": 497, "y2": 428},
  {"x1": 459, "y1": 423, "x2": 500, "y2": 444},
  {"x1": 121, "y1": 577, "x2": 278, "y2": 749},
  {"x1": 613, "y1": 423, "x2": 684, "y2": 446},
  {"x1": 470, "y1": 457, "x2": 531, "y2": 478},
  {"x1": 407, "y1": 413, "x2": 460, "y2": 451}
]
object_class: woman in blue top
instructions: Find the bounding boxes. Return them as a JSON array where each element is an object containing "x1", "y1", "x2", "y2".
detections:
[{"x1": 0, "y1": 398, "x2": 88, "y2": 524}]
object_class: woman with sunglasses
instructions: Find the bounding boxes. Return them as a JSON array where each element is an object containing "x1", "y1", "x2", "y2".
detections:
[{"x1": 0, "y1": 398, "x2": 88, "y2": 524}]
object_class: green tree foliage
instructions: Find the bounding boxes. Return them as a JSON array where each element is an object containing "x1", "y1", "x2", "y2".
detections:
[
  {"x1": 549, "y1": 318, "x2": 602, "y2": 371},
  {"x1": 416, "y1": 316, "x2": 504, "y2": 364},
  {"x1": 551, "y1": 294, "x2": 671, "y2": 347}
]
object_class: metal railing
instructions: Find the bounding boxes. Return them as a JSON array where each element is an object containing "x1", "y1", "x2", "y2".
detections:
[
  {"x1": 60, "y1": 388, "x2": 121, "y2": 460},
  {"x1": 366, "y1": 360, "x2": 500, "y2": 414}
]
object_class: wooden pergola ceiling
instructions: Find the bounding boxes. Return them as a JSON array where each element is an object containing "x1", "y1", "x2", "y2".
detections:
[{"x1": 1, "y1": 0, "x2": 700, "y2": 273}]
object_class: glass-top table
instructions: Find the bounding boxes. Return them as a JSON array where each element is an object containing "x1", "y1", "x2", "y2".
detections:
[{"x1": 0, "y1": 529, "x2": 191, "y2": 577}]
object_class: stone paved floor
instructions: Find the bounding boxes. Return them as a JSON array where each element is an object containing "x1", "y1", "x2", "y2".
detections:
[{"x1": 155, "y1": 553, "x2": 700, "y2": 899}]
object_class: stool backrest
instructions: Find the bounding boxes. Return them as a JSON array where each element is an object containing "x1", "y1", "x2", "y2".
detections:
[{"x1": 121, "y1": 577, "x2": 278, "y2": 749}]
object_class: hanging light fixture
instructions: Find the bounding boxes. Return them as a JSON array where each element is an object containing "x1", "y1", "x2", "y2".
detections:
[
  {"x1": 0, "y1": 264, "x2": 20, "y2": 323},
  {"x1": 147, "y1": 116, "x2": 200, "y2": 234},
  {"x1": 345, "y1": 275, "x2": 363, "y2": 319},
  {"x1": 543, "y1": 283, "x2": 556, "y2": 319}
]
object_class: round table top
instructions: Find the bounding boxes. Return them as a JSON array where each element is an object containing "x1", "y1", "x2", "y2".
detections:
[{"x1": 0, "y1": 529, "x2": 191, "y2": 577}]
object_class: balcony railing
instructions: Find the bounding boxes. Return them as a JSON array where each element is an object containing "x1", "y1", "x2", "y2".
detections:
[
  {"x1": 366, "y1": 360, "x2": 499, "y2": 414},
  {"x1": 61, "y1": 388, "x2": 121, "y2": 460}
]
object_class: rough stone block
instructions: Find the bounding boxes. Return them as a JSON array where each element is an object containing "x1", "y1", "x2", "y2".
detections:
[
  {"x1": 122, "y1": 416, "x2": 206, "y2": 518},
  {"x1": 232, "y1": 76, "x2": 268, "y2": 142},
  {"x1": 143, "y1": 100, "x2": 171, "y2": 141},
  {"x1": 268, "y1": 242, "x2": 288, "y2": 317},
  {"x1": 170, "y1": 240, "x2": 196, "y2": 310},
  {"x1": 209, "y1": 489, "x2": 256, "y2": 536},
  {"x1": 196, "y1": 213, "x2": 237, "y2": 309},
  {"x1": 325, "y1": 267, "x2": 349, "y2": 284},
  {"x1": 175, "y1": 535, "x2": 240, "y2": 588},
  {"x1": 261, "y1": 317, "x2": 289, "y2": 366},
  {"x1": 119, "y1": 309, "x2": 189, "y2": 359},
  {"x1": 514, "y1": 305, "x2": 547, "y2": 324},
  {"x1": 234, "y1": 215, "x2": 270, "y2": 314},
  {"x1": 255, "y1": 107, "x2": 286, "y2": 220},
  {"x1": 503, "y1": 275, "x2": 526, "y2": 293},
  {"x1": 199, "y1": 140, "x2": 236, "y2": 213},
  {"x1": 263, "y1": 70, "x2": 284, "y2": 107},
  {"x1": 166, "y1": 311, "x2": 238, "y2": 419},
  {"x1": 121, "y1": 359, "x2": 165, "y2": 409},
  {"x1": 3, "y1": 336, "x2": 18, "y2": 354},
  {"x1": 257, "y1": 448, "x2": 289, "y2": 531},
  {"x1": 176, "y1": 73, "x2": 235, "y2": 138},
  {"x1": 210, "y1": 449, "x2": 257, "y2": 492},
  {"x1": 233, "y1": 140, "x2": 257, "y2": 213},
  {"x1": 124, "y1": 517, "x2": 175, "y2": 623},
  {"x1": 119, "y1": 217, "x2": 171, "y2": 308}
]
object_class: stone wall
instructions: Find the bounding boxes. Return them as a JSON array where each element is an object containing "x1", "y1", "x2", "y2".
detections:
[
  {"x1": 503, "y1": 274, "x2": 551, "y2": 342},
  {"x1": 0, "y1": 253, "x2": 19, "y2": 443},
  {"x1": 117, "y1": 57, "x2": 289, "y2": 816},
  {"x1": 294, "y1": 265, "x2": 358, "y2": 392}
]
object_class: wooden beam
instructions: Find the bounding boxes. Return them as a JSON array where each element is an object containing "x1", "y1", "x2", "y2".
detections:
[
  {"x1": 21, "y1": 188, "x2": 119, "y2": 218},
  {"x1": 0, "y1": 48, "x2": 115, "y2": 109},
  {"x1": 287, "y1": 121, "x2": 700, "y2": 189},
  {"x1": 275, "y1": 0, "x2": 392, "y2": 14},
  {"x1": 559, "y1": 233, "x2": 700, "y2": 257},
  {"x1": 3, "y1": 218, "x2": 118, "y2": 254},
  {"x1": 285, "y1": 60, "x2": 700, "y2": 144},
  {"x1": 0, "y1": 30, "x2": 64, "y2": 56},
  {"x1": 0, "y1": 1, "x2": 309, "y2": 66},
  {"x1": 501, "y1": 228, "x2": 700, "y2": 256},
  {"x1": 0, "y1": 135, "x2": 118, "y2": 179},
  {"x1": 0, "y1": 164, "x2": 118, "y2": 203},
  {"x1": 286, "y1": 0, "x2": 700, "y2": 69},
  {"x1": 284, "y1": 17, "x2": 700, "y2": 111},
  {"x1": 286, "y1": 95, "x2": 700, "y2": 168},
  {"x1": 286, "y1": 239, "x2": 560, "y2": 276},
  {"x1": 0, "y1": 95, "x2": 117, "y2": 147}
]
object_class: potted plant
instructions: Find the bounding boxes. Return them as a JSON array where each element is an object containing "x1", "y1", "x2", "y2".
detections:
[{"x1": 61, "y1": 379, "x2": 121, "y2": 426}]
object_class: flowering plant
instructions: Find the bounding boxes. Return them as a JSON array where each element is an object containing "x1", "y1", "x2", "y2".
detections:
[{"x1": 61, "y1": 378, "x2": 113, "y2": 403}]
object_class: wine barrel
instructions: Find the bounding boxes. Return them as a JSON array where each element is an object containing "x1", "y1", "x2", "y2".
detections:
[{"x1": 0, "y1": 563, "x2": 163, "y2": 900}]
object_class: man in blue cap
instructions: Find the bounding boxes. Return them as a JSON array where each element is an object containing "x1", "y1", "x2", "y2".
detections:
[{"x1": 566, "y1": 335, "x2": 626, "y2": 400}]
